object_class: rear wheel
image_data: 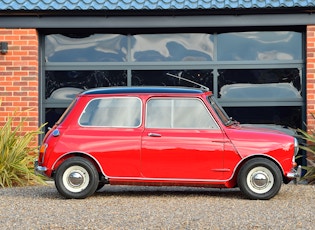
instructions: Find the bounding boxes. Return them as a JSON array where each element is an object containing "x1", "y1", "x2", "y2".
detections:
[
  {"x1": 237, "y1": 158, "x2": 282, "y2": 200},
  {"x1": 55, "y1": 157, "x2": 99, "y2": 199}
]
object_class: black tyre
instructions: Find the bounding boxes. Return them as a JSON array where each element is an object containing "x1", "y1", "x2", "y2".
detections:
[
  {"x1": 96, "y1": 182, "x2": 106, "y2": 191},
  {"x1": 55, "y1": 157, "x2": 99, "y2": 199},
  {"x1": 237, "y1": 158, "x2": 282, "y2": 200}
]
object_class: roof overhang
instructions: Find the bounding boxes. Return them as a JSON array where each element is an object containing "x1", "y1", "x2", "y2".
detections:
[{"x1": 0, "y1": 12, "x2": 314, "y2": 29}]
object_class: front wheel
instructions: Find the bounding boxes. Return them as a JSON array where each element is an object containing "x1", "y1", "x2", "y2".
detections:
[
  {"x1": 55, "y1": 157, "x2": 99, "y2": 199},
  {"x1": 237, "y1": 158, "x2": 282, "y2": 200}
]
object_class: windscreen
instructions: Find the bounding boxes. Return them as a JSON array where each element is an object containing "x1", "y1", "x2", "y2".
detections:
[{"x1": 207, "y1": 96, "x2": 230, "y2": 126}]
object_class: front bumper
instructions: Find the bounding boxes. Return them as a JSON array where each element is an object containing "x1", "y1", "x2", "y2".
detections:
[
  {"x1": 286, "y1": 165, "x2": 302, "y2": 179},
  {"x1": 34, "y1": 160, "x2": 48, "y2": 176}
]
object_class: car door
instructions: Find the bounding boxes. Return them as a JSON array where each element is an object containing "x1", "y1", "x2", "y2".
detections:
[{"x1": 141, "y1": 97, "x2": 226, "y2": 180}]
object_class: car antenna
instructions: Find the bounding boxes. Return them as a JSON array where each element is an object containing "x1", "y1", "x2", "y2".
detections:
[{"x1": 166, "y1": 72, "x2": 209, "y2": 91}]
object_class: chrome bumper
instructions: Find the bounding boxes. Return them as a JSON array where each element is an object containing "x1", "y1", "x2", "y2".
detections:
[
  {"x1": 287, "y1": 165, "x2": 302, "y2": 179},
  {"x1": 34, "y1": 160, "x2": 47, "y2": 176}
]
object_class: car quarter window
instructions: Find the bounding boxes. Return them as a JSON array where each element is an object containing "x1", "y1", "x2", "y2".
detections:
[
  {"x1": 146, "y1": 98, "x2": 218, "y2": 129},
  {"x1": 79, "y1": 97, "x2": 142, "y2": 127}
]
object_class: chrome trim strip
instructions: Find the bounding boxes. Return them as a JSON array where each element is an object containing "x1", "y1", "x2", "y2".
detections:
[{"x1": 108, "y1": 176, "x2": 225, "y2": 183}]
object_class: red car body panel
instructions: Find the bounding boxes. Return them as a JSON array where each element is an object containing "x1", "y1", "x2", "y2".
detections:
[
  {"x1": 225, "y1": 126, "x2": 295, "y2": 175},
  {"x1": 141, "y1": 128, "x2": 227, "y2": 180}
]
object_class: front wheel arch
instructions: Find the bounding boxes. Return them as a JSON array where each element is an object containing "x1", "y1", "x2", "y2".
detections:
[{"x1": 237, "y1": 157, "x2": 283, "y2": 200}]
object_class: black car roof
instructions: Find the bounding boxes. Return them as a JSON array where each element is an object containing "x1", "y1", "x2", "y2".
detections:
[{"x1": 81, "y1": 87, "x2": 207, "y2": 95}]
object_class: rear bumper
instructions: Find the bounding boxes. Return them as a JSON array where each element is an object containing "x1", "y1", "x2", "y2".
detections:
[{"x1": 34, "y1": 160, "x2": 48, "y2": 176}]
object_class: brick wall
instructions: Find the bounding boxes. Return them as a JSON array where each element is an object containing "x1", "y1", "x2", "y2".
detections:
[
  {"x1": 307, "y1": 25, "x2": 315, "y2": 131},
  {"x1": 0, "y1": 29, "x2": 39, "y2": 140}
]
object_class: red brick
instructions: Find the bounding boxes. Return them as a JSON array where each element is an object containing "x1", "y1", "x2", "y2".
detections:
[
  {"x1": 13, "y1": 40, "x2": 28, "y2": 46},
  {"x1": 0, "y1": 91, "x2": 12, "y2": 96},
  {"x1": 6, "y1": 56, "x2": 20, "y2": 61},
  {"x1": 307, "y1": 25, "x2": 315, "y2": 129},
  {"x1": 21, "y1": 46, "x2": 37, "y2": 51},
  {"x1": 13, "y1": 101, "x2": 28, "y2": 107},
  {"x1": 21, "y1": 35, "x2": 37, "y2": 40},
  {"x1": 13, "y1": 30, "x2": 28, "y2": 35},
  {"x1": 5, "y1": 35, "x2": 20, "y2": 41},
  {"x1": 6, "y1": 86, "x2": 20, "y2": 91},
  {"x1": 13, "y1": 91, "x2": 27, "y2": 96}
]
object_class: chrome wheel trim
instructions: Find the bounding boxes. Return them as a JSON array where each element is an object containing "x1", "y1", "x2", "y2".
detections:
[
  {"x1": 246, "y1": 166, "x2": 274, "y2": 194},
  {"x1": 62, "y1": 166, "x2": 90, "y2": 193}
]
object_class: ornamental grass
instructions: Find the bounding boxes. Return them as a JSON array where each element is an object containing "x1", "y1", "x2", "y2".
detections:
[
  {"x1": 298, "y1": 115, "x2": 315, "y2": 184},
  {"x1": 0, "y1": 104, "x2": 46, "y2": 187}
]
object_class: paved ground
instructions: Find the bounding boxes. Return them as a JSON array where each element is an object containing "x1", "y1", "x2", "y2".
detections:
[{"x1": 0, "y1": 183, "x2": 314, "y2": 230}]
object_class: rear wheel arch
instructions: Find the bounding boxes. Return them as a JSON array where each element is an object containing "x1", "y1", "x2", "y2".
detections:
[{"x1": 52, "y1": 152, "x2": 105, "y2": 180}]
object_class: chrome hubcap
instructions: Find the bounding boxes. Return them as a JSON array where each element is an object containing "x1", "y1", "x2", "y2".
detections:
[
  {"x1": 252, "y1": 172, "x2": 268, "y2": 188},
  {"x1": 68, "y1": 172, "x2": 84, "y2": 187},
  {"x1": 62, "y1": 166, "x2": 90, "y2": 193},
  {"x1": 247, "y1": 167, "x2": 274, "y2": 194}
]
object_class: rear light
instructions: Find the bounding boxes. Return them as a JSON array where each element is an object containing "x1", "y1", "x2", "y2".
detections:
[{"x1": 39, "y1": 144, "x2": 47, "y2": 164}]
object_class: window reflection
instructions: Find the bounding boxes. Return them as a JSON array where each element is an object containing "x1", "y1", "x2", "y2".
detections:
[
  {"x1": 42, "y1": 31, "x2": 304, "y2": 136},
  {"x1": 45, "y1": 108, "x2": 66, "y2": 132},
  {"x1": 146, "y1": 98, "x2": 217, "y2": 129},
  {"x1": 217, "y1": 32, "x2": 302, "y2": 61},
  {"x1": 45, "y1": 34, "x2": 127, "y2": 62},
  {"x1": 131, "y1": 34, "x2": 214, "y2": 62},
  {"x1": 79, "y1": 97, "x2": 141, "y2": 127},
  {"x1": 218, "y1": 69, "x2": 301, "y2": 99},
  {"x1": 45, "y1": 70, "x2": 127, "y2": 99},
  {"x1": 224, "y1": 106, "x2": 302, "y2": 129},
  {"x1": 132, "y1": 70, "x2": 213, "y2": 91}
]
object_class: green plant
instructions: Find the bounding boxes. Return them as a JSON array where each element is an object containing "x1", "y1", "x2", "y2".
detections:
[
  {"x1": 297, "y1": 125, "x2": 315, "y2": 184},
  {"x1": 0, "y1": 106, "x2": 46, "y2": 187}
]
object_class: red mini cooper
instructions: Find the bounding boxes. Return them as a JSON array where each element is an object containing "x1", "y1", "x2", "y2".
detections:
[{"x1": 35, "y1": 86, "x2": 300, "y2": 199}]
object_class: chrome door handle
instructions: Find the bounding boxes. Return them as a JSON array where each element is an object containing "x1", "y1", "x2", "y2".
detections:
[{"x1": 148, "y1": 133, "x2": 161, "y2": 137}]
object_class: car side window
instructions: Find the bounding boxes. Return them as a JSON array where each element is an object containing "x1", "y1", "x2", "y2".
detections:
[
  {"x1": 79, "y1": 97, "x2": 141, "y2": 127},
  {"x1": 146, "y1": 98, "x2": 218, "y2": 129}
]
